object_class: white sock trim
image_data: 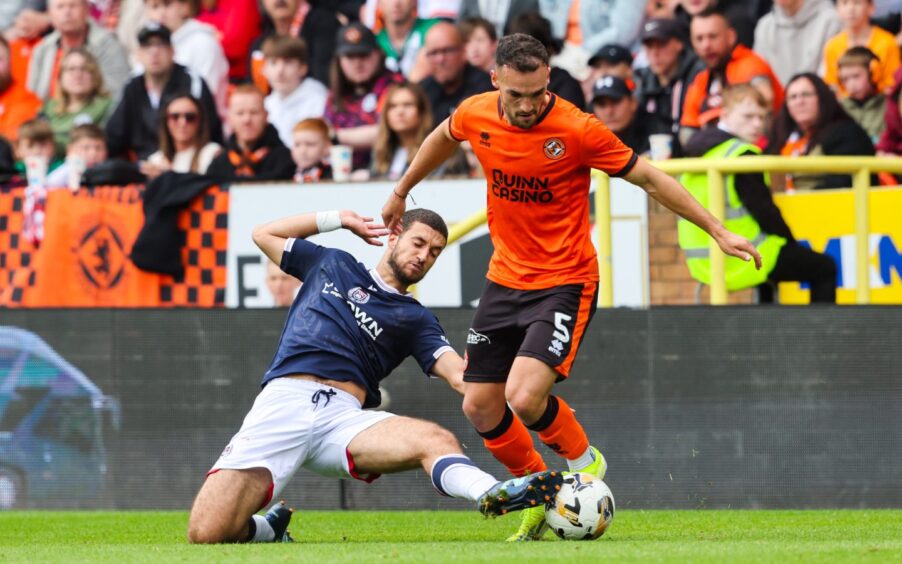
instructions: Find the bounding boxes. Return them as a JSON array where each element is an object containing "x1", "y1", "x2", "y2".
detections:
[
  {"x1": 250, "y1": 514, "x2": 275, "y2": 542},
  {"x1": 567, "y1": 446, "x2": 595, "y2": 472}
]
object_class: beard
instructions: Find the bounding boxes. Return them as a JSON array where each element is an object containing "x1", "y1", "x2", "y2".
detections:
[
  {"x1": 0, "y1": 73, "x2": 11, "y2": 94},
  {"x1": 387, "y1": 248, "x2": 425, "y2": 287}
]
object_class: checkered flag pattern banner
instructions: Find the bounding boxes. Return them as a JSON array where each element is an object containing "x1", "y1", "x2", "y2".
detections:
[{"x1": 0, "y1": 184, "x2": 36, "y2": 306}]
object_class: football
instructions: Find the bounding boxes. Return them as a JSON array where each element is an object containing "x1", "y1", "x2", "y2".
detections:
[{"x1": 545, "y1": 473, "x2": 615, "y2": 541}]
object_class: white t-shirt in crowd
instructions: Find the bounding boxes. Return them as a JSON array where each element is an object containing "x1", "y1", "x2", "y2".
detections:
[
  {"x1": 147, "y1": 142, "x2": 222, "y2": 174},
  {"x1": 265, "y1": 77, "x2": 329, "y2": 148}
]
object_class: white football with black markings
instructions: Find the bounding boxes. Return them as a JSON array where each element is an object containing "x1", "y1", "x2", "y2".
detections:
[{"x1": 545, "y1": 472, "x2": 615, "y2": 541}]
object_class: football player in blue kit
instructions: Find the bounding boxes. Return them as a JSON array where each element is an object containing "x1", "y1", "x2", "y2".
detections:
[{"x1": 187, "y1": 207, "x2": 563, "y2": 543}]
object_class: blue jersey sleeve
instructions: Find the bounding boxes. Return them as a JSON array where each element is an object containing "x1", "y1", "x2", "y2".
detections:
[
  {"x1": 280, "y1": 237, "x2": 332, "y2": 280},
  {"x1": 412, "y1": 311, "x2": 455, "y2": 376}
]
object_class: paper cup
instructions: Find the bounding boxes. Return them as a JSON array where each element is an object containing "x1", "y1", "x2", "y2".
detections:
[
  {"x1": 649, "y1": 134, "x2": 673, "y2": 161},
  {"x1": 24, "y1": 155, "x2": 48, "y2": 187},
  {"x1": 329, "y1": 145, "x2": 353, "y2": 182}
]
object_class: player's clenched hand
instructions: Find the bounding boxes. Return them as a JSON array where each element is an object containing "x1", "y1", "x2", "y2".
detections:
[
  {"x1": 381, "y1": 189, "x2": 407, "y2": 235},
  {"x1": 340, "y1": 210, "x2": 390, "y2": 246},
  {"x1": 714, "y1": 229, "x2": 763, "y2": 269}
]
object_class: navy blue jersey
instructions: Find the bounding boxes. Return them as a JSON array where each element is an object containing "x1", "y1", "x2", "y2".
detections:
[{"x1": 261, "y1": 237, "x2": 454, "y2": 408}]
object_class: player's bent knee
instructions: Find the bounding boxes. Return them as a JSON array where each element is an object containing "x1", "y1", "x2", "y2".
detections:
[
  {"x1": 420, "y1": 422, "x2": 461, "y2": 456},
  {"x1": 187, "y1": 515, "x2": 231, "y2": 544},
  {"x1": 506, "y1": 390, "x2": 546, "y2": 422}
]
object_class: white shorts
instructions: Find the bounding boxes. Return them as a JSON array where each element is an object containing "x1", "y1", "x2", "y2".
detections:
[{"x1": 209, "y1": 378, "x2": 396, "y2": 503}]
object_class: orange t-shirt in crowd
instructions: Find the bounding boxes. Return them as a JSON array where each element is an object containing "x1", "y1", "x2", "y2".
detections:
[
  {"x1": 449, "y1": 92, "x2": 637, "y2": 290},
  {"x1": 681, "y1": 44, "x2": 784, "y2": 128},
  {"x1": 0, "y1": 80, "x2": 42, "y2": 141},
  {"x1": 822, "y1": 26, "x2": 901, "y2": 94}
]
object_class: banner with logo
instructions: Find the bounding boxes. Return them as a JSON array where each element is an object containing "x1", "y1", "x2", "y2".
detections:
[{"x1": 775, "y1": 188, "x2": 902, "y2": 304}]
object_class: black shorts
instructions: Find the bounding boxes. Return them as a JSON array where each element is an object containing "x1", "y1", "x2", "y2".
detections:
[{"x1": 463, "y1": 280, "x2": 599, "y2": 383}]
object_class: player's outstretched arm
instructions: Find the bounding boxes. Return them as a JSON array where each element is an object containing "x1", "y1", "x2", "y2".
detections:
[
  {"x1": 430, "y1": 350, "x2": 467, "y2": 396},
  {"x1": 252, "y1": 210, "x2": 390, "y2": 265},
  {"x1": 382, "y1": 118, "x2": 462, "y2": 233},
  {"x1": 624, "y1": 158, "x2": 763, "y2": 269}
]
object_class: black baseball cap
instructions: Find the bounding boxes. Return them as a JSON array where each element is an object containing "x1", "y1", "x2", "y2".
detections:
[
  {"x1": 137, "y1": 22, "x2": 172, "y2": 46},
  {"x1": 640, "y1": 18, "x2": 685, "y2": 43},
  {"x1": 591, "y1": 75, "x2": 632, "y2": 102},
  {"x1": 588, "y1": 44, "x2": 632, "y2": 67},
  {"x1": 335, "y1": 22, "x2": 378, "y2": 57}
]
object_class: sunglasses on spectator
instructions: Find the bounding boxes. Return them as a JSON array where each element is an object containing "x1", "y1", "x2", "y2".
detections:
[{"x1": 167, "y1": 112, "x2": 199, "y2": 124}]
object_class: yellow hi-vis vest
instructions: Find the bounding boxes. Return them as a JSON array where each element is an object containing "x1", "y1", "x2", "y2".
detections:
[{"x1": 678, "y1": 138, "x2": 787, "y2": 291}]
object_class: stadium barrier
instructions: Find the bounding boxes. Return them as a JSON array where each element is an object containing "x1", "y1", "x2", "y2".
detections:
[{"x1": 1, "y1": 308, "x2": 899, "y2": 510}]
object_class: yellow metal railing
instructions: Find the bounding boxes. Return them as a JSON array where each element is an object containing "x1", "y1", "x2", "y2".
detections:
[{"x1": 449, "y1": 156, "x2": 902, "y2": 307}]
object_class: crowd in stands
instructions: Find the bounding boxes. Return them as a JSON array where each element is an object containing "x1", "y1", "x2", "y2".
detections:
[{"x1": 2, "y1": 0, "x2": 902, "y2": 194}]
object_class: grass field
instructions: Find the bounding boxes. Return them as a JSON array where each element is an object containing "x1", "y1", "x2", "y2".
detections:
[{"x1": 1, "y1": 510, "x2": 901, "y2": 562}]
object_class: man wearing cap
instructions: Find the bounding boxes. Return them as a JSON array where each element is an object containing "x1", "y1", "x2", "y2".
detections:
[
  {"x1": 583, "y1": 43, "x2": 633, "y2": 104},
  {"x1": 106, "y1": 23, "x2": 223, "y2": 161},
  {"x1": 591, "y1": 74, "x2": 669, "y2": 156},
  {"x1": 634, "y1": 18, "x2": 704, "y2": 155},
  {"x1": 325, "y1": 22, "x2": 404, "y2": 172},
  {"x1": 27, "y1": 0, "x2": 130, "y2": 100}
]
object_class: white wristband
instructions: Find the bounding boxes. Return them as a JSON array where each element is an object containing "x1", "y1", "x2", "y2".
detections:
[{"x1": 315, "y1": 210, "x2": 342, "y2": 233}]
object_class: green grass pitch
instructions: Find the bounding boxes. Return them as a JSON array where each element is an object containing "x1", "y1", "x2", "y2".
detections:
[{"x1": 1, "y1": 510, "x2": 901, "y2": 562}]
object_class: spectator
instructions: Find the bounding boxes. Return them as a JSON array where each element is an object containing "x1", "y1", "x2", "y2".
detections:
[
  {"x1": 681, "y1": 83, "x2": 837, "y2": 303},
  {"x1": 40, "y1": 48, "x2": 113, "y2": 157},
  {"x1": 196, "y1": 0, "x2": 262, "y2": 81},
  {"x1": 325, "y1": 22, "x2": 404, "y2": 172},
  {"x1": 261, "y1": 36, "x2": 328, "y2": 148},
  {"x1": 249, "y1": 0, "x2": 342, "y2": 88},
  {"x1": 14, "y1": 119, "x2": 62, "y2": 176},
  {"x1": 460, "y1": 17, "x2": 497, "y2": 73},
  {"x1": 376, "y1": 0, "x2": 437, "y2": 80},
  {"x1": 142, "y1": 94, "x2": 221, "y2": 178},
  {"x1": 507, "y1": 11, "x2": 585, "y2": 109},
  {"x1": 45, "y1": 123, "x2": 108, "y2": 188},
  {"x1": 634, "y1": 18, "x2": 704, "y2": 152},
  {"x1": 876, "y1": 67, "x2": 902, "y2": 156},
  {"x1": 265, "y1": 259, "x2": 301, "y2": 306},
  {"x1": 5, "y1": 4, "x2": 52, "y2": 42},
  {"x1": 290, "y1": 118, "x2": 332, "y2": 183},
  {"x1": 675, "y1": 0, "x2": 766, "y2": 48},
  {"x1": 143, "y1": 0, "x2": 230, "y2": 118},
  {"x1": 458, "y1": 0, "x2": 539, "y2": 38},
  {"x1": 371, "y1": 82, "x2": 470, "y2": 180},
  {"x1": 838, "y1": 47, "x2": 887, "y2": 143},
  {"x1": 584, "y1": 44, "x2": 633, "y2": 104},
  {"x1": 0, "y1": 36, "x2": 41, "y2": 142},
  {"x1": 207, "y1": 85, "x2": 295, "y2": 182},
  {"x1": 538, "y1": 0, "x2": 645, "y2": 81},
  {"x1": 361, "y1": 0, "x2": 461, "y2": 28},
  {"x1": 768, "y1": 72, "x2": 875, "y2": 190},
  {"x1": 823, "y1": 0, "x2": 900, "y2": 95},
  {"x1": 106, "y1": 23, "x2": 223, "y2": 161},
  {"x1": 754, "y1": 0, "x2": 841, "y2": 86},
  {"x1": 590, "y1": 75, "x2": 670, "y2": 155},
  {"x1": 27, "y1": 0, "x2": 130, "y2": 101},
  {"x1": 681, "y1": 7, "x2": 784, "y2": 145},
  {"x1": 419, "y1": 21, "x2": 493, "y2": 128}
]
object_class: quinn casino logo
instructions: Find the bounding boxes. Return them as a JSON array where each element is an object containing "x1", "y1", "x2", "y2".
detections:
[{"x1": 543, "y1": 138, "x2": 565, "y2": 160}]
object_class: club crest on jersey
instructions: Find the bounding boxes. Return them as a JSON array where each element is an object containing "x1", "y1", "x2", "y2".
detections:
[
  {"x1": 348, "y1": 286, "x2": 370, "y2": 304},
  {"x1": 543, "y1": 138, "x2": 565, "y2": 160}
]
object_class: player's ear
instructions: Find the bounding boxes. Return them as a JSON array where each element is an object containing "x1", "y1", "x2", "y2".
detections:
[
  {"x1": 490, "y1": 68, "x2": 498, "y2": 89},
  {"x1": 387, "y1": 231, "x2": 399, "y2": 249}
]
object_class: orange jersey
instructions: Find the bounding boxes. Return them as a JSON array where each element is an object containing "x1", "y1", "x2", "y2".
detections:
[
  {"x1": 823, "y1": 27, "x2": 901, "y2": 94},
  {"x1": 449, "y1": 92, "x2": 637, "y2": 290}
]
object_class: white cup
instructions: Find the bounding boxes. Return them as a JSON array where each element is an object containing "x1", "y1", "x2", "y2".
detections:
[
  {"x1": 24, "y1": 155, "x2": 48, "y2": 187},
  {"x1": 649, "y1": 133, "x2": 673, "y2": 161},
  {"x1": 329, "y1": 145, "x2": 353, "y2": 182},
  {"x1": 66, "y1": 155, "x2": 86, "y2": 191}
]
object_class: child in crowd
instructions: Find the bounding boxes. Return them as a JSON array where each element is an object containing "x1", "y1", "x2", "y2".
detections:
[
  {"x1": 460, "y1": 17, "x2": 497, "y2": 73},
  {"x1": 290, "y1": 118, "x2": 332, "y2": 183},
  {"x1": 14, "y1": 119, "x2": 62, "y2": 179},
  {"x1": 837, "y1": 47, "x2": 887, "y2": 143},
  {"x1": 45, "y1": 124, "x2": 109, "y2": 189},
  {"x1": 823, "y1": 0, "x2": 900, "y2": 94},
  {"x1": 261, "y1": 35, "x2": 328, "y2": 148}
]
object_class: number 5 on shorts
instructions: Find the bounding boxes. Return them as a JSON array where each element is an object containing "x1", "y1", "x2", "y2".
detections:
[{"x1": 553, "y1": 312, "x2": 572, "y2": 343}]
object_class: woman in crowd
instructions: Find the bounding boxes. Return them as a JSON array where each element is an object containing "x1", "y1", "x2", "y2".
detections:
[
  {"x1": 142, "y1": 94, "x2": 221, "y2": 178},
  {"x1": 370, "y1": 83, "x2": 470, "y2": 181},
  {"x1": 40, "y1": 48, "x2": 113, "y2": 157},
  {"x1": 768, "y1": 73, "x2": 874, "y2": 190},
  {"x1": 325, "y1": 23, "x2": 403, "y2": 174}
]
